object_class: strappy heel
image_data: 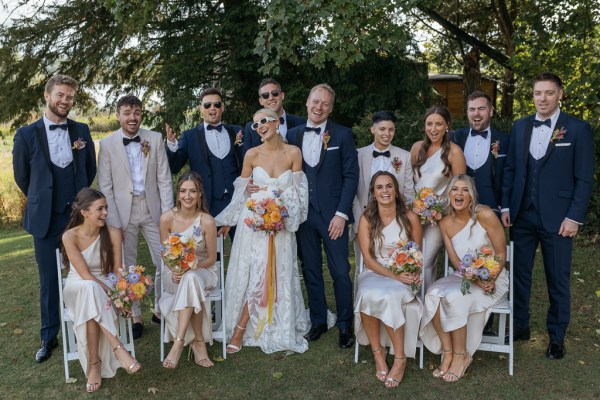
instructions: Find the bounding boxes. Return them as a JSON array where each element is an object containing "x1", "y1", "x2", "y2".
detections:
[
  {"x1": 162, "y1": 337, "x2": 184, "y2": 369},
  {"x1": 433, "y1": 348, "x2": 452, "y2": 378},
  {"x1": 189, "y1": 338, "x2": 214, "y2": 368},
  {"x1": 443, "y1": 351, "x2": 472, "y2": 382},
  {"x1": 85, "y1": 360, "x2": 102, "y2": 393},
  {"x1": 113, "y1": 343, "x2": 141, "y2": 374},
  {"x1": 371, "y1": 346, "x2": 388, "y2": 381},
  {"x1": 384, "y1": 355, "x2": 406, "y2": 388},
  {"x1": 226, "y1": 324, "x2": 246, "y2": 354}
]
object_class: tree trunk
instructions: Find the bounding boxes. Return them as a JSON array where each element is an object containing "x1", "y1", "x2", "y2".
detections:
[
  {"x1": 463, "y1": 46, "x2": 481, "y2": 114},
  {"x1": 500, "y1": 67, "x2": 514, "y2": 118}
]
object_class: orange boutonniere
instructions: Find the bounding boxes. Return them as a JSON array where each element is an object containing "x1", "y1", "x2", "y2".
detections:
[
  {"x1": 490, "y1": 140, "x2": 500, "y2": 158},
  {"x1": 322, "y1": 131, "x2": 330, "y2": 149},
  {"x1": 141, "y1": 140, "x2": 150, "y2": 157},
  {"x1": 550, "y1": 127, "x2": 566, "y2": 143}
]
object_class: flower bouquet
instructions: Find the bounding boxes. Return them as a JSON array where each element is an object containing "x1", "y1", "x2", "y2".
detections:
[
  {"x1": 106, "y1": 265, "x2": 153, "y2": 317},
  {"x1": 409, "y1": 187, "x2": 444, "y2": 226},
  {"x1": 244, "y1": 189, "x2": 289, "y2": 235},
  {"x1": 457, "y1": 246, "x2": 503, "y2": 295},
  {"x1": 161, "y1": 231, "x2": 198, "y2": 274},
  {"x1": 387, "y1": 240, "x2": 423, "y2": 292}
]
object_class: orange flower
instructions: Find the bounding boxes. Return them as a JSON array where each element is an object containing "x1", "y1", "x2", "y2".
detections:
[
  {"x1": 395, "y1": 253, "x2": 408, "y2": 265},
  {"x1": 270, "y1": 211, "x2": 281, "y2": 222},
  {"x1": 480, "y1": 246, "x2": 493, "y2": 255},
  {"x1": 474, "y1": 257, "x2": 485, "y2": 268},
  {"x1": 184, "y1": 251, "x2": 195, "y2": 262},
  {"x1": 168, "y1": 235, "x2": 181, "y2": 245},
  {"x1": 406, "y1": 257, "x2": 415, "y2": 264},
  {"x1": 117, "y1": 279, "x2": 127, "y2": 291}
]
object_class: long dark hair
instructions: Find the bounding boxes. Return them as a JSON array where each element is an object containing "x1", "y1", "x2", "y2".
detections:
[
  {"x1": 175, "y1": 171, "x2": 208, "y2": 213},
  {"x1": 363, "y1": 171, "x2": 414, "y2": 259},
  {"x1": 61, "y1": 188, "x2": 114, "y2": 275},
  {"x1": 414, "y1": 105, "x2": 453, "y2": 178}
]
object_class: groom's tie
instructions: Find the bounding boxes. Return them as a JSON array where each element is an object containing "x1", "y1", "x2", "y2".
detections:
[
  {"x1": 533, "y1": 118, "x2": 551, "y2": 128},
  {"x1": 372, "y1": 150, "x2": 390, "y2": 158},
  {"x1": 304, "y1": 126, "x2": 321, "y2": 135}
]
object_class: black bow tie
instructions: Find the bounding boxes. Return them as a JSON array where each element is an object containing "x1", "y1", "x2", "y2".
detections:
[
  {"x1": 373, "y1": 150, "x2": 390, "y2": 158},
  {"x1": 49, "y1": 123, "x2": 68, "y2": 131},
  {"x1": 206, "y1": 124, "x2": 223, "y2": 131},
  {"x1": 304, "y1": 126, "x2": 321, "y2": 135},
  {"x1": 470, "y1": 129, "x2": 488, "y2": 138},
  {"x1": 533, "y1": 118, "x2": 551, "y2": 128},
  {"x1": 279, "y1": 117, "x2": 285, "y2": 125},
  {"x1": 123, "y1": 136, "x2": 141, "y2": 146}
]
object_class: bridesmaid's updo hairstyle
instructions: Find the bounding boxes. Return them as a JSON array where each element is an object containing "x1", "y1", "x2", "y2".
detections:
[
  {"x1": 176, "y1": 171, "x2": 208, "y2": 213},
  {"x1": 414, "y1": 105, "x2": 453, "y2": 178},
  {"x1": 62, "y1": 188, "x2": 114, "y2": 275},
  {"x1": 364, "y1": 171, "x2": 414, "y2": 259}
]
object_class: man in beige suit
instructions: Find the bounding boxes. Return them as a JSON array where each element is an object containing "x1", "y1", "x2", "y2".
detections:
[
  {"x1": 98, "y1": 95, "x2": 173, "y2": 338},
  {"x1": 352, "y1": 111, "x2": 414, "y2": 279}
]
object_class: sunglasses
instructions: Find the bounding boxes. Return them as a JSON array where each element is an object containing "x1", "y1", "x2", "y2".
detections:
[
  {"x1": 259, "y1": 90, "x2": 281, "y2": 100},
  {"x1": 202, "y1": 101, "x2": 222, "y2": 109},
  {"x1": 251, "y1": 117, "x2": 277, "y2": 130}
]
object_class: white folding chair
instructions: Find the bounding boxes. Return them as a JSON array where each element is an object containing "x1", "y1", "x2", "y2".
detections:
[
  {"x1": 443, "y1": 241, "x2": 514, "y2": 375},
  {"x1": 353, "y1": 250, "x2": 425, "y2": 369},
  {"x1": 160, "y1": 235, "x2": 227, "y2": 361},
  {"x1": 56, "y1": 248, "x2": 135, "y2": 382}
]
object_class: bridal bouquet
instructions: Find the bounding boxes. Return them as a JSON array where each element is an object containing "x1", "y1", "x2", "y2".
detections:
[
  {"x1": 457, "y1": 246, "x2": 503, "y2": 295},
  {"x1": 161, "y1": 231, "x2": 198, "y2": 273},
  {"x1": 409, "y1": 187, "x2": 444, "y2": 226},
  {"x1": 387, "y1": 240, "x2": 423, "y2": 292},
  {"x1": 244, "y1": 188, "x2": 289, "y2": 235},
  {"x1": 106, "y1": 265, "x2": 153, "y2": 317}
]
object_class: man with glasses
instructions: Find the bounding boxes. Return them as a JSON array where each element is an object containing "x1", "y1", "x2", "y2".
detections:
[
  {"x1": 166, "y1": 88, "x2": 242, "y2": 236},
  {"x1": 242, "y1": 78, "x2": 305, "y2": 156}
]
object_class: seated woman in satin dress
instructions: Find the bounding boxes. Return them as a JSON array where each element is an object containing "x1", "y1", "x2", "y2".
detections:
[
  {"x1": 354, "y1": 171, "x2": 423, "y2": 388},
  {"x1": 419, "y1": 175, "x2": 509, "y2": 382},
  {"x1": 62, "y1": 188, "x2": 141, "y2": 393},
  {"x1": 159, "y1": 171, "x2": 218, "y2": 368}
]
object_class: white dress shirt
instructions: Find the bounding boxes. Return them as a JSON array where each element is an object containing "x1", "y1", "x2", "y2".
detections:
[
  {"x1": 43, "y1": 114, "x2": 73, "y2": 168},
  {"x1": 122, "y1": 131, "x2": 145, "y2": 195},
  {"x1": 370, "y1": 144, "x2": 393, "y2": 177},
  {"x1": 302, "y1": 121, "x2": 327, "y2": 167},
  {"x1": 204, "y1": 122, "x2": 230, "y2": 159},
  {"x1": 464, "y1": 127, "x2": 491, "y2": 170},
  {"x1": 278, "y1": 112, "x2": 289, "y2": 139},
  {"x1": 530, "y1": 108, "x2": 560, "y2": 160}
]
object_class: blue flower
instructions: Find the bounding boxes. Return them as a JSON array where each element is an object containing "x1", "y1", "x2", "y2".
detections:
[
  {"x1": 425, "y1": 196, "x2": 436, "y2": 206},
  {"x1": 107, "y1": 273, "x2": 118, "y2": 286},
  {"x1": 462, "y1": 254, "x2": 473, "y2": 265},
  {"x1": 478, "y1": 267, "x2": 490, "y2": 280},
  {"x1": 128, "y1": 273, "x2": 140, "y2": 283}
]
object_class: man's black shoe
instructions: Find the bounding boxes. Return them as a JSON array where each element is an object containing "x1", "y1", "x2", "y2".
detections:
[
  {"x1": 132, "y1": 322, "x2": 144, "y2": 340},
  {"x1": 151, "y1": 314, "x2": 161, "y2": 325},
  {"x1": 546, "y1": 342, "x2": 565, "y2": 359},
  {"x1": 338, "y1": 328, "x2": 355, "y2": 349},
  {"x1": 505, "y1": 327, "x2": 530, "y2": 343},
  {"x1": 35, "y1": 339, "x2": 58, "y2": 363},
  {"x1": 304, "y1": 324, "x2": 328, "y2": 341}
]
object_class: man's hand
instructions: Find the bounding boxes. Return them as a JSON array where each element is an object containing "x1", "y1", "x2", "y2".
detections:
[
  {"x1": 218, "y1": 225, "x2": 231, "y2": 237},
  {"x1": 328, "y1": 215, "x2": 346, "y2": 240},
  {"x1": 559, "y1": 218, "x2": 579, "y2": 238},
  {"x1": 501, "y1": 211, "x2": 511, "y2": 228},
  {"x1": 165, "y1": 123, "x2": 177, "y2": 143}
]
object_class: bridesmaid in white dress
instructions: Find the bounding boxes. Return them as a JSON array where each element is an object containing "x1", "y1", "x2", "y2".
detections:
[
  {"x1": 216, "y1": 108, "x2": 309, "y2": 354},
  {"x1": 159, "y1": 171, "x2": 218, "y2": 368},
  {"x1": 354, "y1": 171, "x2": 423, "y2": 388},
  {"x1": 410, "y1": 106, "x2": 466, "y2": 291},
  {"x1": 62, "y1": 188, "x2": 141, "y2": 393},
  {"x1": 419, "y1": 175, "x2": 508, "y2": 382}
]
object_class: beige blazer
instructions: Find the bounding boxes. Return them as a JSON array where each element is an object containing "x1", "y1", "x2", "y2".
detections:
[
  {"x1": 352, "y1": 144, "x2": 414, "y2": 234},
  {"x1": 98, "y1": 128, "x2": 173, "y2": 229}
]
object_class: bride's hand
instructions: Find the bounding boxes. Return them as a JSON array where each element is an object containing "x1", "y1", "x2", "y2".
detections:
[
  {"x1": 246, "y1": 178, "x2": 259, "y2": 194},
  {"x1": 217, "y1": 225, "x2": 231, "y2": 237}
]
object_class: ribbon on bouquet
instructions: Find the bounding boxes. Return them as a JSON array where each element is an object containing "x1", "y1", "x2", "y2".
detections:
[{"x1": 260, "y1": 233, "x2": 278, "y2": 325}]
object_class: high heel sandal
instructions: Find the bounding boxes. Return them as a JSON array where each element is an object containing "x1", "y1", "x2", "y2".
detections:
[
  {"x1": 113, "y1": 343, "x2": 141, "y2": 374},
  {"x1": 85, "y1": 360, "x2": 102, "y2": 393},
  {"x1": 226, "y1": 324, "x2": 246, "y2": 354},
  {"x1": 163, "y1": 337, "x2": 184, "y2": 369},
  {"x1": 433, "y1": 348, "x2": 452, "y2": 378},
  {"x1": 189, "y1": 338, "x2": 214, "y2": 368},
  {"x1": 371, "y1": 346, "x2": 388, "y2": 381},
  {"x1": 443, "y1": 351, "x2": 472, "y2": 382},
  {"x1": 384, "y1": 355, "x2": 406, "y2": 388}
]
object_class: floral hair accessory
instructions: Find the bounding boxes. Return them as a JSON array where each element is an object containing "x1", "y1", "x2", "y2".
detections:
[
  {"x1": 141, "y1": 139, "x2": 150, "y2": 157},
  {"x1": 550, "y1": 127, "x2": 566, "y2": 143},
  {"x1": 322, "y1": 131, "x2": 330, "y2": 149},
  {"x1": 71, "y1": 138, "x2": 86, "y2": 150},
  {"x1": 391, "y1": 157, "x2": 402, "y2": 172}
]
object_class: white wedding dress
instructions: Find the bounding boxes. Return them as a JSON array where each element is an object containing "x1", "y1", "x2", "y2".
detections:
[{"x1": 216, "y1": 167, "x2": 310, "y2": 353}]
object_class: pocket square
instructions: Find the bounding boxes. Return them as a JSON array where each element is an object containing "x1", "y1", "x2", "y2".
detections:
[
  {"x1": 326, "y1": 146, "x2": 340, "y2": 151},
  {"x1": 555, "y1": 143, "x2": 571, "y2": 147},
  {"x1": 497, "y1": 154, "x2": 506, "y2": 158}
]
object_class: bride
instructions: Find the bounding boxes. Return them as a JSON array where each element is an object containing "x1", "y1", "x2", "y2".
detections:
[{"x1": 216, "y1": 108, "x2": 310, "y2": 354}]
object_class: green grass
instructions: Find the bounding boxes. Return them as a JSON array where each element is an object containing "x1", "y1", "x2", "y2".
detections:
[{"x1": 1, "y1": 227, "x2": 599, "y2": 399}]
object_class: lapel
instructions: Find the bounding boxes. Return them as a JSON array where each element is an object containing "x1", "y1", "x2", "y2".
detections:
[
  {"x1": 489, "y1": 129, "x2": 499, "y2": 178},
  {"x1": 457, "y1": 129, "x2": 469, "y2": 150},
  {"x1": 224, "y1": 125, "x2": 241, "y2": 170},
  {"x1": 361, "y1": 147, "x2": 373, "y2": 194},
  {"x1": 522, "y1": 117, "x2": 534, "y2": 166},
  {"x1": 316, "y1": 124, "x2": 328, "y2": 169},
  {"x1": 114, "y1": 130, "x2": 132, "y2": 177},
  {"x1": 66, "y1": 119, "x2": 79, "y2": 175},
  {"x1": 196, "y1": 125, "x2": 210, "y2": 162},
  {"x1": 297, "y1": 127, "x2": 305, "y2": 154},
  {"x1": 34, "y1": 119, "x2": 52, "y2": 168},
  {"x1": 139, "y1": 130, "x2": 149, "y2": 180},
  {"x1": 539, "y1": 112, "x2": 567, "y2": 167}
]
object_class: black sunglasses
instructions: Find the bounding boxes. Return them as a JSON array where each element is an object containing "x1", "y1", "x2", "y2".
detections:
[
  {"x1": 202, "y1": 101, "x2": 222, "y2": 109},
  {"x1": 259, "y1": 90, "x2": 281, "y2": 100},
  {"x1": 251, "y1": 117, "x2": 277, "y2": 130}
]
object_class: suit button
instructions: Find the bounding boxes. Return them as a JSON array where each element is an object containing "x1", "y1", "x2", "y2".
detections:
[{"x1": 130, "y1": 191, "x2": 133, "y2": 194}]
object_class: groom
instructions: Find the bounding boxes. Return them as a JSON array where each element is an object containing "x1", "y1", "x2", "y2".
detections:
[{"x1": 288, "y1": 83, "x2": 359, "y2": 348}]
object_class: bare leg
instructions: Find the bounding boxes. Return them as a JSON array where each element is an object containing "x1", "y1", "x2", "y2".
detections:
[
  {"x1": 163, "y1": 307, "x2": 194, "y2": 368},
  {"x1": 190, "y1": 309, "x2": 213, "y2": 367},
  {"x1": 360, "y1": 312, "x2": 388, "y2": 381},
  {"x1": 444, "y1": 326, "x2": 471, "y2": 382},
  {"x1": 85, "y1": 320, "x2": 102, "y2": 392},
  {"x1": 227, "y1": 303, "x2": 249, "y2": 353},
  {"x1": 382, "y1": 324, "x2": 407, "y2": 388},
  {"x1": 97, "y1": 324, "x2": 140, "y2": 374},
  {"x1": 431, "y1": 305, "x2": 453, "y2": 377}
]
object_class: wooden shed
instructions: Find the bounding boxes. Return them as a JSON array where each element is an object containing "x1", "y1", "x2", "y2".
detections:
[{"x1": 429, "y1": 73, "x2": 497, "y2": 119}]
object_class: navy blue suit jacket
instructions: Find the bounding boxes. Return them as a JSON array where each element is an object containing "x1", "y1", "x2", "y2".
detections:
[
  {"x1": 452, "y1": 127, "x2": 509, "y2": 210},
  {"x1": 166, "y1": 124, "x2": 243, "y2": 210},
  {"x1": 241, "y1": 113, "x2": 305, "y2": 157},
  {"x1": 287, "y1": 121, "x2": 359, "y2": 224},
  {"x1": 12, "y1": 117, "x2": 97, "y2": 238},
  {"x1": 502, "y1": 112, "x2": 595, "y2": 231}
]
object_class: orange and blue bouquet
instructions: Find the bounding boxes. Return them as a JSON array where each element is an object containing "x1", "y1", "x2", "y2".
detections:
[
  {"x1": 457, "y1": 246, "x2": 503, "y2": 295},
  {"x1": 106, "y1": 265, "x2": 153, "y2": 316},
  {"x1": 387, "y1": 240, "x2": 423, "y2": 292},
  {"x1": 409, "y1": 187, "x2": 444, "y2": 226},
  {"x1": 244, "y1": 189, "x2": 289, "y2": 235},
  {"x1": 161, "y1": 231, "x2": 198, "y2": 273}
]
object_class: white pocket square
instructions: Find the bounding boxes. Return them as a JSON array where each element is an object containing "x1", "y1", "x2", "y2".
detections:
[
  {"x1": 326, "y1": 146, "x2": 340, "y2": 151},
  {"x1": 555, "y1": 143, "x2": 571, "y2": 147},
  {"x1": 497, "y1": 154, "x2": 506, "y2": 158}
]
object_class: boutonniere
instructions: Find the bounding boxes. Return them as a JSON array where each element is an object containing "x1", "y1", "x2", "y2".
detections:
[
  {"x1": 71, "y1": 138, "x2": 86, "y2": 150},
  {"x1": 141, "y1": 139, "x2": 150, "y2": 157},
  {"x1": 490, "y1": 140, "x2": 500, "y2": 158},
  {"x1": 391, "y1": 157, "x2": 402, "y2": 173},
  {"x1": 322, "y1": 131, "x2": 330, "y2": 150},
  {"x1": 234, "y1": 129, "x2": 243, "y2": 146},
  {"x1": 550, "y1": 127, "x2": 567, "y2": 143}
]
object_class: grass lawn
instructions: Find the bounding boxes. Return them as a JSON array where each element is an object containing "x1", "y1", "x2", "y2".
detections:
[{"x1": 1, "y1": 227, "x2": 599, "y2": 400}]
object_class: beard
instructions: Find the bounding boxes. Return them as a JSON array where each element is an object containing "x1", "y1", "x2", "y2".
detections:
[{"x1": 48, "y1": 101, "x2": 71, "y2": 119}]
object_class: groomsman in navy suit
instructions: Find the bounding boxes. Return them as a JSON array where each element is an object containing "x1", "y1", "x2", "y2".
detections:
[
  {"x1": 166, "y1": 88, "x2": 243, "y2": 236},
  {"x1": 288, "y1": 84, "x2": 359, "y2": 348},
  {"x1": 501, "y1": 72, "x2": 594, "y2": 359},
  {"x1": 12, "y1": 75, "x2": 96, "y2": 362},
  {"x1": 241, "y1": 78, "x2": 305, "y2": 156}
]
